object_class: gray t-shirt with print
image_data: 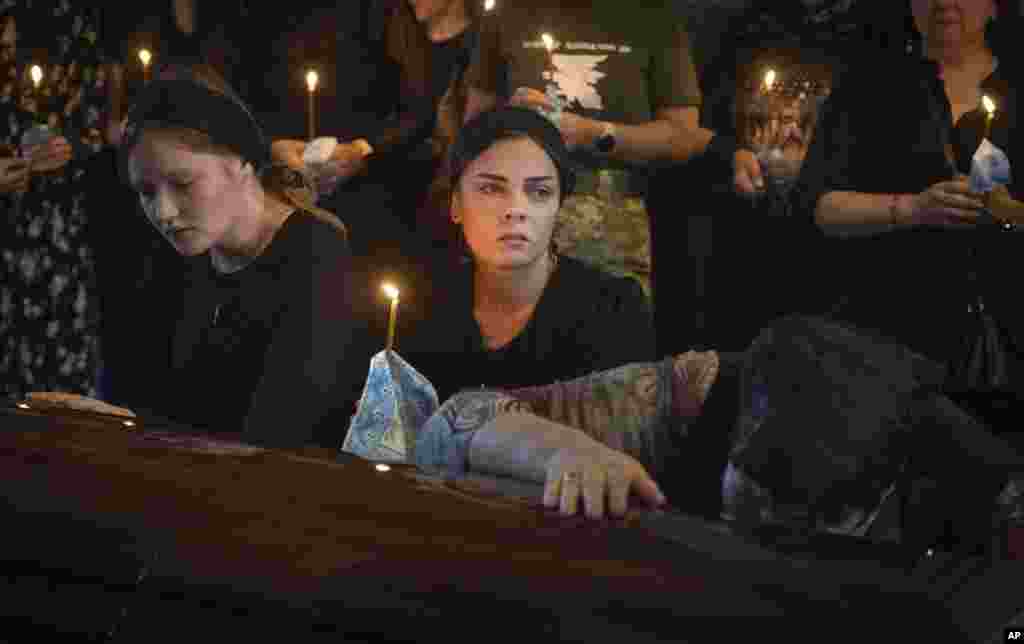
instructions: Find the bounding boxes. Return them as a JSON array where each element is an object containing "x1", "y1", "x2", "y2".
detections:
[{"x1": 467, "y1": 1, "x2": 702, "y2": 194}]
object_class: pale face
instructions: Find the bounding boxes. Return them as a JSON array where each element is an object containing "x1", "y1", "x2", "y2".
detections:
[
  {"x1": 127, "y1": 132, "x2": 251, "y2": 257},
  {"x1": 407, "y1": 0, "x2": 458, "y2": 23},
  {"x1": 453, "y1": 136, "x2": 561, "y2": 271},
  {"x1": 911, "y1": 0, "x2": 996, "y2": 50}
]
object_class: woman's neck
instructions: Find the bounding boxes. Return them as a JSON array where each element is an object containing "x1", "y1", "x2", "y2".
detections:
[
  {"x1": 474, "y1": 253, "x2": 554, "y2": 315},
  {"x1": 925, "y1": 37, "x2": 994, "y2": 74},
  {"x1": 211, "y1": 189, "x2": 294, "y2": 274},
  {"x1": 424, "y1": 1, "x2": 470, "y2": 43}
]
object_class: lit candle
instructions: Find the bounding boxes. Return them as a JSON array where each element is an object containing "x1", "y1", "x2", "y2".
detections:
[
  {"x1": 763, "y1": 68, "x2": 776, "y2": 94},
  {"x1": 484, "y1": 0, "x2": 495, "y2": 11},
  {"x1": 982, "y1": 94, "x2": 997, "y2": 141},
  {"x1": 305, "y1": 69, "x2": 319, "y2": 141},
  {"x1": 381, "y1": 283, "x2": 400, "y2": 351},
  {"x1": 30, "y1": 65, "x2": 43, "y2": 92},
  {"x1": 541, "y1": 33, "x2": 555, "y2": 69},
  {"x1": 138, "y1": 48, "x2": 152, "y2": 83}
]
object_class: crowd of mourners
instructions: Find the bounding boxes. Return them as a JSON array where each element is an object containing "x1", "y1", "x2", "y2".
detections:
[{"x1": 2, "y1": 1, "x2": 1023, "y2": 555}]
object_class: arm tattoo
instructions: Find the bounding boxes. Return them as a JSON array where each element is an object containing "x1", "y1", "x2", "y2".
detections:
[{"x1": 414, "y1": 390, "x2": 534, "y2": 477}]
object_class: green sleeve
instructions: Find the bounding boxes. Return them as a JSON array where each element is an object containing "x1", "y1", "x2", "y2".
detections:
[{"x1": 648, "y1": 19, "x2": 702, "y2": 113}]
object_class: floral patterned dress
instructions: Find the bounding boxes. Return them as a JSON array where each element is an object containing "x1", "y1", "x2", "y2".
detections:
[{"x1": 0, "y1": 2, "x2": 109, "y2": 400}]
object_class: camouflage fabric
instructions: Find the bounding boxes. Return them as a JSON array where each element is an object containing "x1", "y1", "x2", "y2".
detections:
[{"x1": 555, "y1": 169, "x2": 651, "y2": 297}]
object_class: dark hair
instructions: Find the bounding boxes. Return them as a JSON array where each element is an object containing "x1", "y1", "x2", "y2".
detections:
[
  {"x1": 447, "y1": 106, "x2": 576, "y2": 205},
  {"x1": 121, "y1": 63, "x2": 342, "y2": 234},
  {"x1": 445, "y1": 106, "x2": 573, "y2": 263}
]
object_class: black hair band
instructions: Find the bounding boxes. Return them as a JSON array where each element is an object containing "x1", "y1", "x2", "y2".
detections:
[{"x1": 118, "y1": 79, "x2": 271, "y2": 183}]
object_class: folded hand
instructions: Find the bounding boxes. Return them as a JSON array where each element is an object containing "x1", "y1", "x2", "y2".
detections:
[{"x1": 907, "y1": 176, "x2": 985, "y2": 228}]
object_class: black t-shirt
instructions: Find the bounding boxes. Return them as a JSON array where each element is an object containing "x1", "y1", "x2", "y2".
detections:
[
  {"x1": 140, "y1": 210, "x2": 359, "y2": 448},
  {"x1": 404, "y1": 255, "x2": 656, "y2": 403}
]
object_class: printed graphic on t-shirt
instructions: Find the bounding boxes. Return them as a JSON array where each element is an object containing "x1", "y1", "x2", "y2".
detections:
[
  {"x1": 550, "y1": 54, "x2": 607, "y2": 109},
  {"x1": 524, "y1": 38, "x2": 633, "y2": 112}
]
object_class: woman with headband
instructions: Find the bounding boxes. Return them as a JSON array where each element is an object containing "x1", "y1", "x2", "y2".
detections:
[
  {"x1": 404, "y1": 107, "x2": 656, "y2": 404},
  {"x1": 28, "y1": 65, "x2": 362, "y2": 449}
]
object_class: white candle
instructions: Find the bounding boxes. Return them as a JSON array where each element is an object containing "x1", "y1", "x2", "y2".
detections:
[
  {"x1": 305, "y1": 70, "x2": 319, "y2": 141},
  {"x1": 138, "y1": 49, "x2": 152, "y2": 83},
  {"x1": 381, "y1": 283, "x2": 400, "y2": 351},
  {"x1": 30, "y1": 65, "x2": 43, "y2": 91},
  {"x1": 982, "y1": 94, "x2": 997, "y2": 141},
  {"x1": 542, "y1": 32, "x2": 555, "y2": 68}
]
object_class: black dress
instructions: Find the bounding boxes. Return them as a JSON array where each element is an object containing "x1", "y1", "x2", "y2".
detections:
[
  {"x1": 791, "y1": 52, "x2": 1023, "y2": 429},
  {"x1": 404, "y1": 255, "x2": 656, "y2": 404},
  {"x1": 1, "y1": 3, "x2": 110, "y2": 400},
  {"x1": 124, "y1": 211, "x2": 361, "y2": 449}
]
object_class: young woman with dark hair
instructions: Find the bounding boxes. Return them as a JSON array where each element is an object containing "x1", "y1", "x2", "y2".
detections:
[{"x1": 30, "y1": 65, "x2": 361, "y2": 449}]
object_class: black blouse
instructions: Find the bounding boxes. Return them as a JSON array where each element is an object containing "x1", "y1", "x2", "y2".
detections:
[
  {"x1": 137, "y1": 211, "x2": 359, "y2": 448},
  {"x1": 791, "y1": 53, "x2": 1022, "y2": 371},
  {"x1": 404, "y1": 256, "x2": 657, "y2": 403}
]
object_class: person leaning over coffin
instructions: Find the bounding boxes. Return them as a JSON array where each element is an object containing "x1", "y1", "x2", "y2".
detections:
[{"x1": 25, "y1": 63, "x2": 360, "y2": 449}]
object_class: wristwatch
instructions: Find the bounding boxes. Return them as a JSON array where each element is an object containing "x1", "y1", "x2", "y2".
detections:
[{"x1": 594, "y1": 121, "x2": 617, "y2": 154}]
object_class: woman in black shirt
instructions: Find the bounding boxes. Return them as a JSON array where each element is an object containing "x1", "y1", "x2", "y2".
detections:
[
  {"x1": 31, "y1": 65, "x2": 359, "y2": 449},
  {"x1": 791, "y1": 0, "x2": 1023, "y2": 430},
  {"x1": 405, "y1": 107, "x2": 655, "y2": 403}
]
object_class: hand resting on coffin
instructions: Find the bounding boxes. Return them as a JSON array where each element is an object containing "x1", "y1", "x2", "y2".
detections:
[
  {"x1": 24, "y1": 392, "x2": 137, "y2": 418},
  {"x1": 416, "y1": 390, "x2": 667, "y2": 520}
]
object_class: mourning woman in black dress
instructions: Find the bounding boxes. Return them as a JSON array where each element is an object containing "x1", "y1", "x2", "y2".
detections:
[
  {"x1": 404, "y1": 107, "x2": 655, "y2": 403},
  {"x1": 29, "y1": 65, "x2": 358, "y2": 449}
]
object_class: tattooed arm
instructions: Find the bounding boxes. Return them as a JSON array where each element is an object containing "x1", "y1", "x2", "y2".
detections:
[{"x1": 415, "y1": 391, "x2": 666, "y2": 518}]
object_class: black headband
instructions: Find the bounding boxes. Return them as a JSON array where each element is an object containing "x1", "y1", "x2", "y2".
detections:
[
  {"x1": 119, "y1": 79, "x2": 271, "y2": 183},
  {"x1": 448, "y1": 107, "x2": 576, "y2": 201}
]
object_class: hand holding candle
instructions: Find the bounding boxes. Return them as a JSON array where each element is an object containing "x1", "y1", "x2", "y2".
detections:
[
  {"x1": 382, "y1": 283, "x2": 400, "y2": 351},
  {"x1": 306, "y1": 70, "x2": 319, "y2": 141}
]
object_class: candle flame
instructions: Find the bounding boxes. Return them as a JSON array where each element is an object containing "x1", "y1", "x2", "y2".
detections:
[
  {"x1": 30, "y1": 65, "x2": 42, "y2": 87},
  {"x1": 375, "y1": 463, "x2": 391, "y2": 472},
  {"x1": 541, "y1": 33, "x2": 555, "y2": 53},
  {"x1": 306, "y1": 70, "x2": 319, "y2": 93},
  {"x1": 138, "y1": 48, "x2": 152, "y2": 67},
  {"x1": 484, "y1": 0, "x2": 495, "y2": 11},
  {"x1": 982, "y1": 94, "x2": 996, "y2": 116},
  {"x1": 381, "y1": 283, "x2": 400, "y2": 301},
  {"x1": 763, "y1": 69, "x2": 776, "y2": 91},
  {"x1": 16, "y1": 402, "x2": 30, "y2": 410}
]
